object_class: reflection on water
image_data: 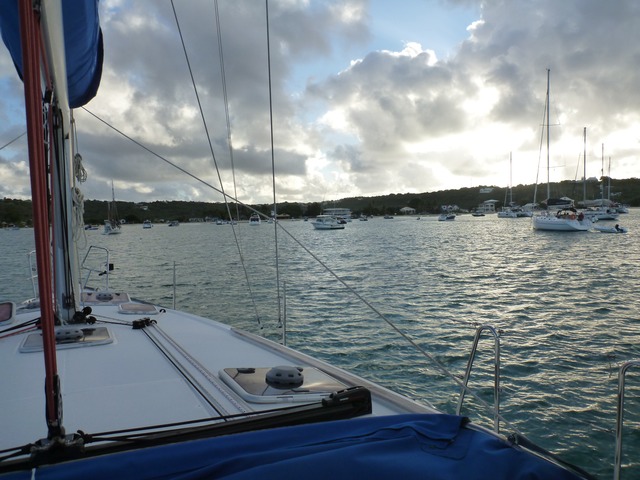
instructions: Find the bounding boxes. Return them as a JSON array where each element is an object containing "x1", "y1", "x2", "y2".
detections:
[{"x1": 2, "y1": 212, "x2": 640, "y2": 478}]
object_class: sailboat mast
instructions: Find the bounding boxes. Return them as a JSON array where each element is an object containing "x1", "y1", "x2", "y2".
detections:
[
  {"x1": 509, "y1": 152, "x2": 513, "y2": 205},
  {"x1": 583, "y1": 127, "x2": 587, "y2": 204},
  {"x1": 546, "y1": 68, "x2": 550, "y2": 201},
  {"x1": 601, "y1": 143, "x2": 604, "y2": 203},
  {"x1": 608, "y1": 156, "x2": 612, "y2": 202},
  {"x1": 17, "y1": 0, "x2": 64, "y2": 438}
]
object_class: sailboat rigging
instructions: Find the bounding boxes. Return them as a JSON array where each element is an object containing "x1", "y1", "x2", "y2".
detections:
[
  {"x1": 103, "y1": 181, "x2": 121, "y2": 234},
  {"x1": 532, "y1": 69, "x2": 591, "y2": 232},
  {"x1": 0, "y1": 2, "x2": 603, "y2": 478}
]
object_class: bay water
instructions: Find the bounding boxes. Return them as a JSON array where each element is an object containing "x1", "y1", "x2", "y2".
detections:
[{"x1": 2, "y1": 212, "x2": 640, "y2": 478}]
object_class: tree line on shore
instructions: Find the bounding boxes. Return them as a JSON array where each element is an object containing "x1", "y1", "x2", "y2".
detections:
[{"x1": 2, "y1": 177, "x2": 639, "y2": 226}]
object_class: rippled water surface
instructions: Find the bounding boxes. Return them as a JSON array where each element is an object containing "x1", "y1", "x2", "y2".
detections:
[{"x1": 2, "y1": 213, "x2": 640, "y2": 478}]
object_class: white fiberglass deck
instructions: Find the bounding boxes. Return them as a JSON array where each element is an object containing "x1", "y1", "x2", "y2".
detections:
[{"x1": 1, "y1": 297, "x2": 435, "y2": 451}]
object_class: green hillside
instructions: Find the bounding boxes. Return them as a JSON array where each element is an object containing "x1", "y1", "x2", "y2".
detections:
[{"x1": 2, "y1": 178, "x2": 639, "y2": 227}]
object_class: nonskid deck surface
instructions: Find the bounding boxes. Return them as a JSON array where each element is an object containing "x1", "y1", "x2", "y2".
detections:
[{"x1": 0, "y1": 299, "x2": 434, "y2": 452}]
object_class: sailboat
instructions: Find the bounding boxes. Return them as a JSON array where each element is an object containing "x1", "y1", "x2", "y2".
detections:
[
  {"x1": 497, "y1": 152, "x2": 530, "y2": 218},
  {"x1": 103, "y1": 181, "x2": 122, "y2": 234},
  {"x1": 581, "y1": 143, "x2": 619, "y2": 222},
  {"x1": 0, "y1": 3, "x2": 597, "y2": 479},
  {"x1": 532, "y1": 70, "x2": 591, "y2": 232}
]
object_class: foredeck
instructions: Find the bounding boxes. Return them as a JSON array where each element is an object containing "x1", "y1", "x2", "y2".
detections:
[{"x1": 1, "y1": 299, "x2": 435, "y2": 452}]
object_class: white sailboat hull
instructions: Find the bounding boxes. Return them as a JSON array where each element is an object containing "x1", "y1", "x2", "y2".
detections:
[{"x1": 532, "y1": 214, "x2": 592, "y2": 231}]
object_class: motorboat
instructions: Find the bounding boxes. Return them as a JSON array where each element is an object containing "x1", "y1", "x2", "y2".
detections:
[
  {"x1": 497, "y1": 209, "x2": 517, "y2": 218},
  {"x1": 142, "y1": 220, "x2": 153, "y2": 229},
  {"x1": 249, "y1": 213, "x2": 261, "y2": 225},
  {"x1": 582, "y1": 206, "x2": 619, "y2": 222},
  {"x1": 438, "y1": 213, "x2": 455, "y2": 221},
  {"x1": 311, "y1": 215, "x2": 345, "y2": 230}
]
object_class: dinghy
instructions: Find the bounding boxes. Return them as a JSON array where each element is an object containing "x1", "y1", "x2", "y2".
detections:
[{"x1": 594, "y1": 224, "x2": 627, "y2": 233}]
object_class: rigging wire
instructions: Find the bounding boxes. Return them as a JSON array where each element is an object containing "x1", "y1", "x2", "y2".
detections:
[
  {"x1": 265, "y1": 0, "x2": 283, "y2": 327},
  {"x1": 210, "y1": 0, "x2": 262, "y2": 327},
  {"x1": 171, "y1": 1, "x2": 263, "y2": 326},
  {"x1": 78, "y1": 108, "x2": 519, "y2": 433},
  {"x1": 212, "y1": 0, "x2": 240, "y2": 225},
  {"x1": 0, "y1": 131, "x2": 27, "y2": 151},
  {"x1": 78, "y1": 5, "x2": 531, "y2": 433}
]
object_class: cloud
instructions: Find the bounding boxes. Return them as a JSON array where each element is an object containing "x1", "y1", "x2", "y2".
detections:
[{"x1": 1, "y1": 0, "x2": 639, "y2": 204}]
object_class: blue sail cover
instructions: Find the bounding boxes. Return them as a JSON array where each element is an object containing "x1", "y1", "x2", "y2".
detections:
[
  {"x1": 0, "y1": 0, "x2": 102, "y2": 108},
  {"x1": 1, "y1": 414, "x2": 590, "y2": 480}
]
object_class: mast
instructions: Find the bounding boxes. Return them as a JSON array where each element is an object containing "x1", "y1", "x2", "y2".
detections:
[
  {"x1": 583, "y1": 127, "x2": 587, "y2": 204},
  {"x1": 509, "y1": 152, "x2": 513, "y2": 205},
  {"x1": 546, "y1": 68, "x2": 550, "y2": 201},
  {"x1": 17, "y1": 0, "x2": 64, "y2": 439},
  {"x1": 608, "y1": 156, "x2": 612, "y2": 202},
  {"x1": 601, "y1": 143, "x2": 604, "y2": 204}
]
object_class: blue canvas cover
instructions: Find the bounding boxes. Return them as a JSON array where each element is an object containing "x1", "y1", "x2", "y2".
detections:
[
  {"x1": 1, "y1": 414, "x2": 590, "y2": 480},
  {"x1": 0, "y1": 0, "x2": 102, "y2": 107}
]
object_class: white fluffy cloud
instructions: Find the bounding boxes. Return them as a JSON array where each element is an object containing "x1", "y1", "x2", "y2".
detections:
[{"x1": 0, "y1": 0, "x2": 638, "y2": 203}]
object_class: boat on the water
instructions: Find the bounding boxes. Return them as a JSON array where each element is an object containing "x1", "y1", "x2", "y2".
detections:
[
  {"x1": 0, "y1": 3, "x2": 606, "y2": 479},
  {"x1": 323, "y1": 207, "x2": 352, "y2": 222},
  {"x1": 103, "y1": 182, "x2": 122, "y2": 235},
  {"x1": 142, "y1": 220, "x2": 153, "y2": 229},
  {"x1": 438, "y1": 213, "x2": 455, "y2": 221},
  {"x1": 248, "y1": 213, "x2": 261, "y2": 225},
  {"x1": 593, "y1": 224, "x2": 627, "y2": 234},
  {"x1": 311, "y1": 214, "x2": 345, "y2": 230},
  {"x1": 532, "y1": 70, "x2": 591, "y2": 233}
]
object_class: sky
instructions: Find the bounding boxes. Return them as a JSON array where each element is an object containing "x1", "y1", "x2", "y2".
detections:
[{"x1": 1, "y1": 0, "x2": 640, "y2": 204}]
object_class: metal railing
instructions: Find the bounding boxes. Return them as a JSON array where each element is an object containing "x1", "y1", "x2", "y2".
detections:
[
  {"x1": 80, "y1": 246, "x2": 112, "y2": 295},
  {"x1": 614, "y1": 360, "x2": 640, "y2": 480},
  {"x1": 456, "y1": 325, "x2": 502, "y2": 433}
]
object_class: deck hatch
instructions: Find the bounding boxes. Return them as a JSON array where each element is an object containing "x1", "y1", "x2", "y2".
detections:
[
  {"x1": 219, "y1": 366, "x2": 347, "y2": 404},
  {"x1": 20, "y1": 326, "x2": 113, "y2": 353}
]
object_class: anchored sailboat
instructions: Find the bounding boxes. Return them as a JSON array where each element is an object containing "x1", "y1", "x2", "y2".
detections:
[
  {"x1": 103, "y1": 181, "x2": 121, "y2": 234},
  {"x1": 532, "y1": 69, "x2": 591, "y2": 232}
]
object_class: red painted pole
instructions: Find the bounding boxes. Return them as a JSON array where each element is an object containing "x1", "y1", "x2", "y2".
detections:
[{"x1": 18, "y1": 0, "x2": 63, "y2": 438}]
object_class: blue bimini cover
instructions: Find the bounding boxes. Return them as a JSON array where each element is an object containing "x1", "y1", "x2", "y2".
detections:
[
  {"x1": 0, "y1": 0, "x2": 103, "y2": 107},
  {"x1": 1, "y1": 414, "x2": 590, "y2": 480}
]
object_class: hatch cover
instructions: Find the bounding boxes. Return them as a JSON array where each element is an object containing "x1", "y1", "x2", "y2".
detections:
[
  {"x1": 20, "y1": 326, "x2": 113, "y2": 353},
  {"x1": 220, "y1": 366, "x2": 347, "y2": 404}
]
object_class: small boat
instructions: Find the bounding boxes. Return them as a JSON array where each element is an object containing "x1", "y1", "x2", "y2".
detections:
[
  {"x1": 249, "y1": 213, "x2": 261, "y2": 225},
  {"x1": 438, "y1": 213, "x2": 455, "y2": 221},
  {"x1": 167, "y1": 220, "x2": 180, "y2": 227},
  {"x1": 142, "y1": 220, "x2": 153, "y2": 229},
  {"x1": 594, "y1": 224, "x2": 627, "y2": 234},
  {"x1": 497, "y1": 209, "x2": 517, "y2": 218},
  {"x1": 383, "y1": 215, "x2": 393, "y2": 219},
  {"x1": 311, "y1": 215, "x2": 345, "y2": 230}
]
